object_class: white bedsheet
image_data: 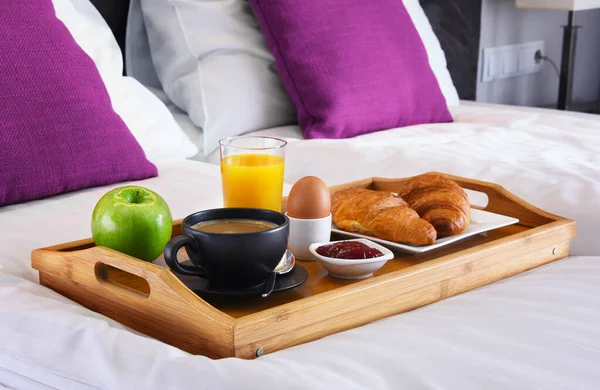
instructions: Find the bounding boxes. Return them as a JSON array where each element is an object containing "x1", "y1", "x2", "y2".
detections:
[
  {"x1": 171, "y1": 99, "x2": 600, "y2": 255},
  {"x1": 0, "y1": 159, "x2": 599, "y2": 389},
  {"x1": 217, "y1": 102, "x2": 600, "y2": 256}
]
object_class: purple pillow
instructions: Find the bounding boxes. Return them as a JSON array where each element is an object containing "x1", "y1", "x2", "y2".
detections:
[
  {"x1": 249, "y1": 0, "x2": 453, "y2": 139},
  {"x1": 0, "y1": 1, "x2": 158, "y2": 207}
]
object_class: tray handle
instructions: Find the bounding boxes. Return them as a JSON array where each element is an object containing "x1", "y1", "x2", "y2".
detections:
[
  {"x1": 32, "y1": 246, "x2": 236, "y2": 358},
  {"x1": 32, "y1": 246, "x2": 233, "y2": 322},
  {"x1": 94, "y1": 258, "x2": 153, "y2": 300},
  {"x1": 85, "y1": 247, "x2": 204, "y2": 306},
  {"x1": 373, "y1": 173, "x2": 559, "y2": 228}
]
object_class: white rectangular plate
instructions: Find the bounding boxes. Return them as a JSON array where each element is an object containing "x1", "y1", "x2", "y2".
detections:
[{"x1": 331, "y1": 209, "x2": 520, "y2": 254}]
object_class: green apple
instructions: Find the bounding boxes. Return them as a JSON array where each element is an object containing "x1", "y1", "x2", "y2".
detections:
[{"x1": 91, "y1": 186, "x2": 173, "y2": 262}]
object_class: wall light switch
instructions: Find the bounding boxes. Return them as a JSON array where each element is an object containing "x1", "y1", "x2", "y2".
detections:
[
  {"x1": 503, "y1": 50, "x2": 519, "y2": 74},
  {"x1": 481, "y1": 40, "x2": 545, "y2": 83},
  {"x1": 482, "y1": 48, "x2": 503, "y2": 82},
  {"x1": 489, "y1": 51, "x2": 502, "y2": 79}
]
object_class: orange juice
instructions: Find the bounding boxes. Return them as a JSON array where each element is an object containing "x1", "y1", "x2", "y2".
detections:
[{"x1": 221, "y1": 153, "x2": 285, "y2": 212}]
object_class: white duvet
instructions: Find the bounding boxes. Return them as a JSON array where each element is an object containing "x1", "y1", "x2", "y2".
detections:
[
  {"x1": 229, "y1": 101, "x2": 600, "y2": 256},
  {"x1": 1, "y1": 102, "x2": 600, "y2": 389}
]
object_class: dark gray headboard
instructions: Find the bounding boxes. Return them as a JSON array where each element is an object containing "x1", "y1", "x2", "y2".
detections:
[
  {"x1": 90, "y1": 0, "x2": 130, "y2": 69},
  {"x1": 420, "y1": 0, "x2": 481, "y2": 101},
  {"x1": 89, "y1": 0, "x2": 481, "y2": 100}
]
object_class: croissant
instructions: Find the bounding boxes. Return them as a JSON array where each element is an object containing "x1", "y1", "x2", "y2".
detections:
[
  {"x1": 331, "y1": 188, "x2": 437, "y2": 246},
  {"x1": 396, "y1": 174, "x2": 471, "y2": 237}
]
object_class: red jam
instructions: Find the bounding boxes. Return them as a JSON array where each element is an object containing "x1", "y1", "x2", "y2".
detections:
[{"x1": 316, "y1": 242, "x2": 384, "y2": 260}]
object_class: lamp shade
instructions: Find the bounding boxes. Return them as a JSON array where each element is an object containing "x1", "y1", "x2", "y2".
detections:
[{"x1": 516, "y1": 0, "x2": 600, "y2": 10}]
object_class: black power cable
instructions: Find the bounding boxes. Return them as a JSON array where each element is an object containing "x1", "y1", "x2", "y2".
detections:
[{"x1": 535, "y1": 50, "x2": 560, "y2": 78}]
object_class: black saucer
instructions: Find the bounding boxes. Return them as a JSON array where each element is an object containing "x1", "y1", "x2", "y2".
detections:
[{"x1": 175, "y1": 261, "x2": 309, "y2": 298}]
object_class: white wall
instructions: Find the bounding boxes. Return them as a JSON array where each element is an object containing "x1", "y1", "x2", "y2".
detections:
[{"x1": 477, "y1": 0, "x2": 600, "y2": 107}]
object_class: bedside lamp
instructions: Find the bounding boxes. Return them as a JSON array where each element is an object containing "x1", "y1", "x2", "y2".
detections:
[{"x1": 516, "y1": 0, "x2": 600, "y2": 110}]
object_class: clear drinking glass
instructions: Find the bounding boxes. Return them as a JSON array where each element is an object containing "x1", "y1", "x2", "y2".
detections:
[{"x1": 219, "y1": 136, "x2": 287, "y2": 212}]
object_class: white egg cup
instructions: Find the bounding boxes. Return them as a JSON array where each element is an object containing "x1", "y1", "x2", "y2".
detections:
[{"x1": 286, "y1": 213, "x2": 332, "y2": 261}]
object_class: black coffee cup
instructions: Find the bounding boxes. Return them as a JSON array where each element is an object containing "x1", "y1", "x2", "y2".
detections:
[{"x1": 164, "y1": 208, "x2": 289, "y2": 289}]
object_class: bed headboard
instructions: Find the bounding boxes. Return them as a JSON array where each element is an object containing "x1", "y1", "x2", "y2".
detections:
[
  {"x1": 420, "y1": 0, "x2": 481, "y2": 101},
  {"x1": 89, "y1": 0, "x2": 130, "y2": 68},
  {"x1": 89, "y1": 0, "x2": 481, "y2": 101}
]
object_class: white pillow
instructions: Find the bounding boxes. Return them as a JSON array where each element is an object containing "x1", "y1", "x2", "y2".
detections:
[
  {"x1": 137, "y1": 0, "x2": 297, "y2": 156},
  {"x1": 51, "y1": 0, "x2": 199, "y2": 162}
]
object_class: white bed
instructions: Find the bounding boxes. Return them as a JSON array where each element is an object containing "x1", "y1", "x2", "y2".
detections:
[
  {"x1": 177, "y1": 100, "x2": 600, "y2": 256},
  {"x1": 2, "y1": 0, "x2": 600, "y2": 388},
  {"x1": 1, "y1": 158, "x2": 599, "y2": 389}
]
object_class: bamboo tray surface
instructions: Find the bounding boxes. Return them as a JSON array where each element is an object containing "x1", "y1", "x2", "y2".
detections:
[
  {"x1": 184, "y1": 223, "x2": 529, "y2": 318},
  {"x1": 31, "y1": 173, "x2": 576, "y2": 359}
]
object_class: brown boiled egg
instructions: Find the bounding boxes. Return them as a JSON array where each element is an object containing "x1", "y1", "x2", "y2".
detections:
[{"x1": 286, "y1": 176, "x2": 331, "y2": 219}]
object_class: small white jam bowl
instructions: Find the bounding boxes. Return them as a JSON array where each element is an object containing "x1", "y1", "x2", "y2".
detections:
[{"x1": 309, "y1": 239, "x2": 394, "y2": 280}]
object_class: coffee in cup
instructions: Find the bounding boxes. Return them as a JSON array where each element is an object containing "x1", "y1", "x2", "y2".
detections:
[
  {"x1": 191, "y1": 219, "x2": 277, "y2": 234},
  {"x1": 164, "y1": 208, "x2": 289, "y2": 289}
]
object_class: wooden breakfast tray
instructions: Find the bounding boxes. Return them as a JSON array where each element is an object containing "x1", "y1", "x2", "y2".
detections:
[{"x1": 31, "y1": 173, "x2": 576, "y2": 359}]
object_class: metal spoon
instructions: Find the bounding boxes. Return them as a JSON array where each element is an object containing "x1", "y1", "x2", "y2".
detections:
[
  {"x1": 275, "y1": 250, "x2": 296, "y2": 275},
  {"x1": 262, "y1": 251, "x2": 296, "y2": 298},
  {"x1": 261, "y1": 272, "x2": 277, "y2": 298}
]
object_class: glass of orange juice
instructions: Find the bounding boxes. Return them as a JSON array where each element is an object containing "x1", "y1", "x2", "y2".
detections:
[{"x1": 219, "y1": 136, "x2": 287, "y2": 212}]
